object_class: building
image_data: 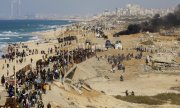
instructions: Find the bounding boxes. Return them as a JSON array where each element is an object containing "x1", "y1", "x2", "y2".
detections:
[{"x1": 116, "y1": 4, "x2": 174, "y2": 17}]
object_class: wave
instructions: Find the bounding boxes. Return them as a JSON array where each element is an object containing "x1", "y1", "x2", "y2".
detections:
[
  {"x1": 47, "y1": 25, "x2": 60, "y2": 29},
  {"x1": 0, "y1": 43, "x2": 7, "y2": 58},
  {"x1": 39, "y1": 25, "x2": 60, "y2": 30},
  {"x1": 30, "y1": 36, "x2": 40, "y2": 41},
  {"x1": 0, "y1": 31, "x2": 31, "y2": 38},
  {"x1": 18, "y1": 36, "x2": 23, "y2": 38},
  {"x1": 26, "y1": 38, "x2": 40, "y2": 43},
  {"x1": 0, "y1": 44, "x2": 7, "y2": 48},
  {"x1": 0, "y1": 43, "x2": 8, "y2": 50},
  {"x1": 0, "y1": 37, "x2": 10, "y2": 40},
  {"x1": 0, "y1": 31, "x2": 19, "y2": 37},
  {"x1": 0, "y1": 34, "x2": 19, "y2": 37},
  {"x1": 2, "y1": 31, "x2": 18, "y2": 34}
]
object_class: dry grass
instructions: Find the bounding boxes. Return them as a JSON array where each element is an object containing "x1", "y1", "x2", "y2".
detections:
[
  {"x1": 154, "y1": 93, "x2": 180, "y2": 105},
  {"x1": 141, "y1": 40, "x2": 154, "y2": 45},
  {"x1": 115, "y1": 93, "x2": 180, "y2": 105},
  {"x1": 115, "y1": 95, "x2": 164, "y2": 105}
]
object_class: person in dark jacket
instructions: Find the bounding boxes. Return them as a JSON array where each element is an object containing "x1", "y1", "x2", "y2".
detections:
[
  {"x1": 47, "y1": 103, "x2": 51, "y2": 108},
  {"x1": 1, "y1": 75, "x2": 5, "y2": 86}
]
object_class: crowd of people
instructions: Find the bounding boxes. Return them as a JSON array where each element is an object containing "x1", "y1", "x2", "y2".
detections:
[
  {"x1": 106, "y1": 51, "x2": 144, "y2": 81},
  {"x1": 0, "y1": 29, "x2": 148, "y2": 107},
  {"x1": 0, "y1": 41, "x2": 96, "y2": 107}
]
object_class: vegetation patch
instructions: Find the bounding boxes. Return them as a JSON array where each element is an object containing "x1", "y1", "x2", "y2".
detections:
[
  {"x1": 115, "y1": 95, "x2": 164, "y2": 105},
  {"x1": 154, "y1": 93, "x2": 180, "y2": 105},
  {"x1": 114, "y1": 93, "x2": 180, "y2": 105},
  {"x1": 141, "y1": 40, "x2": 154, "y2": 45}
]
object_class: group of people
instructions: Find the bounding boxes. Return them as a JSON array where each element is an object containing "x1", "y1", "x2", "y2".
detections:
[
  {"x1": 1, "y1": 67, "x2": 50, "y2": 107},
  {"x1": 1, "y1": 43, "x2": 96, "y2": 107},
  {"x1": 125, "y1": 90, "x2": 135, "y2": 96},
  {"x1": 135, "y1": 46, "x2": 157, "y2": 54},
  {"x1": 73, "y1": 48, "x2": 95, "y2": 64},
  {"x1": 106, "y1": 52, "x2": 144, "y2": 81}
]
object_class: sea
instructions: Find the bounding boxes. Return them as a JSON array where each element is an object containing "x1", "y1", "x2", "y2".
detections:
[{"x1": 0, "y1": 20, "x2": 72, "y2": 57}]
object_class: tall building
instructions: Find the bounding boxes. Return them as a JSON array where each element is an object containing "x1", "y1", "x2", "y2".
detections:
[
  {"x1": 11, "y1": 0, "x2": 21, "y2": 18},
  {"x1": 115, "y1": 8, "x2": 118, "y2": 16},
  {"x1": 116, "y1": 4, "x2": 174, "y2": 17}
]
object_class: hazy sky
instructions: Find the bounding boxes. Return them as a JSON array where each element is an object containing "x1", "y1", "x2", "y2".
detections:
[{"x1": 0, "y1": 0, "x2": 179, "y2": 17}]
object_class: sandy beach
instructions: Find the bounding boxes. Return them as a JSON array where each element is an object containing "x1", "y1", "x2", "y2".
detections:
[{"x1": 0, "y1": 20, "x2": 180, "y2": 108}]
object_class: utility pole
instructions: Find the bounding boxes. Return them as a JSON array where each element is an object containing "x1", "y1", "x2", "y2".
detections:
[
  {"x1": 63, "y1": 27, "x2": 65, "y2": 59},
  {"x1": 14, "y1": 45, "x2": 17, "y2": 105},
  {"x1": 67, "y1": 47, "x2": 69, "y2": 71},
  {"x1": 77, "y1": 24, "x2": 80, "y2": 47}
]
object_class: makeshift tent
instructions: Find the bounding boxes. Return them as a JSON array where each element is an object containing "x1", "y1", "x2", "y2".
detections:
[
  {"x1": 105, "y1": 40, "x2": 112, "y2": 48},
  {"x1": 115, "y1": 41, "x2": 123, "y2": 49},
  {"x1": 96, "y1": 33, "x2": 101, "y2": 38}
]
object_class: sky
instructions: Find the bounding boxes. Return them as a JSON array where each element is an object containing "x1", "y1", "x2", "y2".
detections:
[{"x1": 0, "y1": 0, "x2": 179, "y2": 18}]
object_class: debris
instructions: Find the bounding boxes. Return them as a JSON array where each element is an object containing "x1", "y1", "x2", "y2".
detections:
[
  {"x1": 70, "y1": 84, "x2": 83, "y2": 95},
  {"x1": 82, "y1": 85, "x2": 91, "y2": 91}
]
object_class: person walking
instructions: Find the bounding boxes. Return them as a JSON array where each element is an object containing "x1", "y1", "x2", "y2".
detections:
[
  {"x1": 120, "y1": 75, "x2": 124, "y2": 81},
  {"x1": 1, "y1": 75, "x2": 5, "y2": 86},
  {"x1": 131, "y1": 91, "x2": 135, "y2": 96},
  {"x1": 125, "y1": 90, "x2": 129, "y2": 96},
  {"x1": 122, "y1": 66, "x2": 125, "y2": 73},
  {"x1": 47, "y1": 102, "x2": 51, "y2": 108}
]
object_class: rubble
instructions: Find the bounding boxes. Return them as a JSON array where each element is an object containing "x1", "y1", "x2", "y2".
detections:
[
  {"x1": 150, "y1": 53, "x2": 180, "y2": 70},
  {"x1": 65, "y1": 78, "x2": 92, "y2": 95}
]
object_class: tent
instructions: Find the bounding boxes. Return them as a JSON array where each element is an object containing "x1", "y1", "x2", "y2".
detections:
[
  {"x1": 96, "y1": 33, "x2": 101, "y2": 38},
  {"x1": 105, "y1": 40, "x2": 112, "y2": 48},
  {"x1": 115, "y1": 41, "x2": 123, "y2": 50}
]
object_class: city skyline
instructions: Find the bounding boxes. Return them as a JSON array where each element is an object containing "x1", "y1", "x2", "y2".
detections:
[{"x1": 0, "y1": 0, "x2": 179, "y2": 19}]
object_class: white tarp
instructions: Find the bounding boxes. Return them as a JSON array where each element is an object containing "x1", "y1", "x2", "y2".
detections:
[{"x1": 115, "y1": 43, "x2": 123, "y2": 50}]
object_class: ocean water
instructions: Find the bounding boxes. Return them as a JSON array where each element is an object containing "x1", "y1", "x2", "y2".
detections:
[{"x1": 0, "y1": 20, "x2": 72, "y2": 56}]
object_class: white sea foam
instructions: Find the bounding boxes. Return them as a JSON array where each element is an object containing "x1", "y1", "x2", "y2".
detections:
[
  {"x1": 0, "y1": 44, "x2": 7, "y2": 49},
  {"x1": 0, "y1": 43, "x2": 8, "y2": 58},
  {"x1": 41, "y1": 25, "x2": 60, "y2": 30},
  {"x1": 0, "y1": 31, "x2": 19, "y2": 37},
  {"x1": 48, "y1": 25, "x2": 59, "y2": 29},
  {"x1": 2, "y1": 31, "x2": 15, "y2": 34},
  {"x1": 29, "y1": 36, "x2": 40, "y2": 42},
  {"x1": 0, "y1": 31, "x2": 31, "y2": 38},
  {"x1": 31, "y1": 36, "x2": 38, "y2": 40},
  {"x1": 0, "y1": 37, "x2": 10, "y2": 40}
]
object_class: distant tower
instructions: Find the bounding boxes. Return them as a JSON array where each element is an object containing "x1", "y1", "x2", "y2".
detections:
[
  {"x1": 11, "y1": 0, "x2": 21, "y2": 18},
  {"x1": 11, "y1": 1, "x2": 14, "y2": 18},
  {"x1": 18, "y1": 0, "x2": 21, "y2": 17},
  {"x1": 115, "y1": 8, "x2": 118, "y2": 16}
]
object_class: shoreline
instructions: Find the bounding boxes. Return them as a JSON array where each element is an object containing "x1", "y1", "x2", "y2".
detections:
[
  {"x1": 0, "y1": 21, "x2": 77, "y2": 58},
  {"x1": 0, "y1": 17, "x2": 180, "y2": 108}
]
